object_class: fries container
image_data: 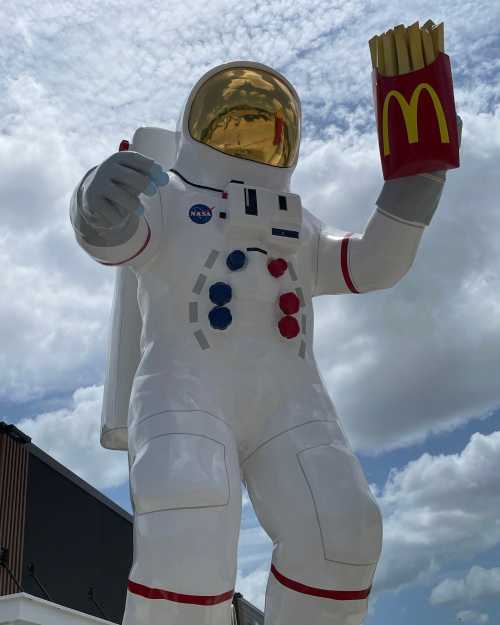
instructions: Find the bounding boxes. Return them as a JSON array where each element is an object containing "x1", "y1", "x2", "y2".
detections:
[{"x1": 372, "y1": 52, "x2": 460, "y2": 180}]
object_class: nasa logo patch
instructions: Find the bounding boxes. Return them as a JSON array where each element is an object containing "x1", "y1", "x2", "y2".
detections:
[{"x1": 189, "y1": 204, "x2": 213, "y2": 224}]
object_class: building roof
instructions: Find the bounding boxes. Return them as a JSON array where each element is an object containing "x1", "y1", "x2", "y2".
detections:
[{"x1": 0, "y1": 422, "x2": 132, "y2": 524}]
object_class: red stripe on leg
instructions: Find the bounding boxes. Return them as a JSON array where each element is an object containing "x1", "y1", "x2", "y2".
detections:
[
  {"x1": 127, "y1": 580, "x2": 234, "y2": 605},
  {"x1": 271, "y1": 565, "x2": 371, "y2": 601},
  {"x1": 340, "y1": 234, "x2": 359, "y2": 293}
]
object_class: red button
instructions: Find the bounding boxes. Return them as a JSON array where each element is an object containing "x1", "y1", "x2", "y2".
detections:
[
  {"x1": 278, "y1": 315, "x2": 300, "y2": 339},
  {"x1": 279, "y1": 292, "x2": 300, "y2": 315},
  {"x1": 119, "y1": 139, "x2": 130, "y2": 151},
  {"x1": 268, "y1": 258, "x2": 288, "y2": 278}
]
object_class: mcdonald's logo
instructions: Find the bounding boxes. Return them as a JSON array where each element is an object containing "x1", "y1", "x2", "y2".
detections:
[{"x1": 382, "y1": 83, "x2": 450, "y2": 156}]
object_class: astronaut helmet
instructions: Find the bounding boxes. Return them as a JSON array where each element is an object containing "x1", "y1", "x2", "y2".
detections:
[{"x1": 174, "y1": 61, "x2": 302, "y2": 191}]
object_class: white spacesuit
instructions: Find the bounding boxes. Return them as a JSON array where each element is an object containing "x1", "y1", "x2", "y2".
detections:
[{"x1": 70, "y1": 61, "x2": 456, "y2": 625}]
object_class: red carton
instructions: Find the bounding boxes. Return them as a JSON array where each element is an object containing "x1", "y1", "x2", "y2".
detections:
[{"x1": 372, "y1": 52, "x2": 460, "y2": 180}]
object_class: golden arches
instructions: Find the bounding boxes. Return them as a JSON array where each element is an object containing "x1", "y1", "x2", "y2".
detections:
[{"x1": 382, "y1": 83, "x2": 450, "y2": 156}]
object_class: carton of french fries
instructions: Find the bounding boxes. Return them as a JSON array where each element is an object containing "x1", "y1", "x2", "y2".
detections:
[{"x1": 369, "y1": 20, "x2": 460, "y2": 180}]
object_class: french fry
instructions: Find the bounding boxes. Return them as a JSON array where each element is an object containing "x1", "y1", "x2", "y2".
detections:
[
  {"x1": 376, "y1": 35, "x2": 386, "y2": 75},
  {"x1": 407, "y1": 22, "x2": 425, "y2": 71},
  {"x1": 382, "y1": 29, "x2": 398, "y2": 76},
  {"x1": 369, "y1": 19, "x2": 445, "y2": 75},
  {"x1": 431, "y1": 22, "x2": 445, "y2": 53},
  {"x1": 368, "y1": 35, "x2": 378, "y2": 69},
  {"x1": 421, "y1": 27, "x2": 436, "y2": 65},
  {"x1": 394, "y1": 24, "x2": 411, "y2": 74}
]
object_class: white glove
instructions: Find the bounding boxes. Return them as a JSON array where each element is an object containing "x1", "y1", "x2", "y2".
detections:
[
  {"x1": 376, "y1": 113, "x2": 463, "y2": 226},
  {"x1": 81, "y1": 151, "x2": 169, "y2": 230}
]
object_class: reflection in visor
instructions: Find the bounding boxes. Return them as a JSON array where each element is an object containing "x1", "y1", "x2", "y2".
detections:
[{"x1": 188, "y1": 68, "x2": 300, "y2": 168}]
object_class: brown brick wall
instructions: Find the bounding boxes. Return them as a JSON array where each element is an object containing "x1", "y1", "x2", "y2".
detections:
[{"x1": 0, "y1": 424, "x2": 30, "y2": 595}]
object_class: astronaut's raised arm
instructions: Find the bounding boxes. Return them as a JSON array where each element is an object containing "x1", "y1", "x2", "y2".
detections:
[
  {"x1": 70, "y1": 150, "x2": 166, "y2": 267},
  {"x1": 314, "y1": 171, "x2": 447, "y2": 295}
]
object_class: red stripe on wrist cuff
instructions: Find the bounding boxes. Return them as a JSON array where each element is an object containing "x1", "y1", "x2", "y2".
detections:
[
  {"x1": 127, "y1": 580, "x2": 234, "y2": 606},
  {"x1": 98, "y1": 221, "x2": 151, "y2": 266},
  {"x1": 271, "y1": 564, "x2": 371, "y2": 601},
  {"x1": 340, "y1": 234, "x2": 359, "y2": 294}
]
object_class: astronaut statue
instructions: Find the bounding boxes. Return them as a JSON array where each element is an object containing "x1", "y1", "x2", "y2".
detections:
[{"x1": 70, "y1": 61, "x2": 459, "y2": 625}]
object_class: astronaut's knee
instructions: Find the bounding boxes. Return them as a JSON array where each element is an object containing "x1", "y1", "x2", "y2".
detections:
[
  {"x1": 130, "y1": 434, "x2": 230, "y2": 514},
  {"x1": 298, "y1": 444, "x2": 382, "y2": 565}
]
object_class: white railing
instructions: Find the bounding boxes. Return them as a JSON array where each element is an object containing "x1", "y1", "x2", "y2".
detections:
[{"x1": 0, "y1": 593, "x2": 116, "y2": 625}]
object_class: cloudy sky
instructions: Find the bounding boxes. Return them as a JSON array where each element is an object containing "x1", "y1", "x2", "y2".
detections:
[{"x1": 1, "y1": 0, "x2": 499, "y2": 623}]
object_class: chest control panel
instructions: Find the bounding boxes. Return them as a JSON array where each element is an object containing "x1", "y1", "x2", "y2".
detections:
[{"x1": 223, "y1": 183, "x2": 302, "y2": 255}]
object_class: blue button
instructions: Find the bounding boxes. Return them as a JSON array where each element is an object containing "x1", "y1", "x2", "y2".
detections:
[
  {"x1": 226, "y1": 250, "x2": 247, "y2": 271},
  {"x1": 209, "y1": 282, "x2": 232, "y2": 306},
  {"x1": 209, "y1": 307, "x2": 232, "y2": 331}
]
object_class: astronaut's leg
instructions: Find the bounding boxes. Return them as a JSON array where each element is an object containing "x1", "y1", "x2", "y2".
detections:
[
  {"x1": 123, "y1": 411, "x2": 242, "y2": 625},
  {"x1": 243, "y1": 420, "x2": 382, "y2": 625}
]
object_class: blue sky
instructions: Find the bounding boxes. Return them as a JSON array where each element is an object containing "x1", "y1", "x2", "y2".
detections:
[{"x1": 1, "y1": 1, "x2": 499, "y2": 623}]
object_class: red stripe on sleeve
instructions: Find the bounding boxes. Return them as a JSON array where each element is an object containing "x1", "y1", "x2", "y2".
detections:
[
  {"x1": 271, "y1": 565, "x2": 371, "y2": 601},
  {"x1": 128, "y1": 579, "x2": 234, "y2": 606},
  {"x1": 98, "y1": 221, "x2": 151, "y2": 266},
  {"x1": 340, "y1": 234, "x2": 359, "y2": 293}
]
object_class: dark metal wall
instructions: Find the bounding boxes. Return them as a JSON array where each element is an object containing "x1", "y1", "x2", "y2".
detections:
[
  {"x1": 234, "y1": 593, "x2": 265, "y2": 624},
  {"x1": 22, "y1": 451, "x2": 133, "y2": 622},
  {"x1": 0, "y1": 423, "x2": 30, "y2": 596}
]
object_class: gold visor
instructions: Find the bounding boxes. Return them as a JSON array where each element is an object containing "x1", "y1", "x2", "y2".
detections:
[{"x1": 188, "y1": 67, "x2": 300, "y2": 168}]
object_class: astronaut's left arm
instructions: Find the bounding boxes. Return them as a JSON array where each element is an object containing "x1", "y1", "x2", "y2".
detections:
[{"x1": 314, "y1": 170, "x2": 446, "y2": 295}]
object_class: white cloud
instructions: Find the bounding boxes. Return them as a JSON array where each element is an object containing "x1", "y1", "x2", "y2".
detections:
[
  {"x1": 242, "y1": 488, "x2": 251, "y2": 508},
  {"x1": 456, "y1": 610, "x2": 490, "y2": 624},
  {"x1": 17, "y1": 385, "x2": 128, "y2": 489},
  {"x1": 238, "y1": 524, "x2": 272, "y2": 575},
  {"x1": 0, "y1": 73, "x2": 114, "y2": 403},
  {"x1": 236, "y1": 566, "x2": 268, "y2": 611},
  {"x1": 374, "y1": 431, "x2": 500, "y2": 594},
  {"x1": 431, "y1": 566, "x2": 500, "y2": 605}
]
